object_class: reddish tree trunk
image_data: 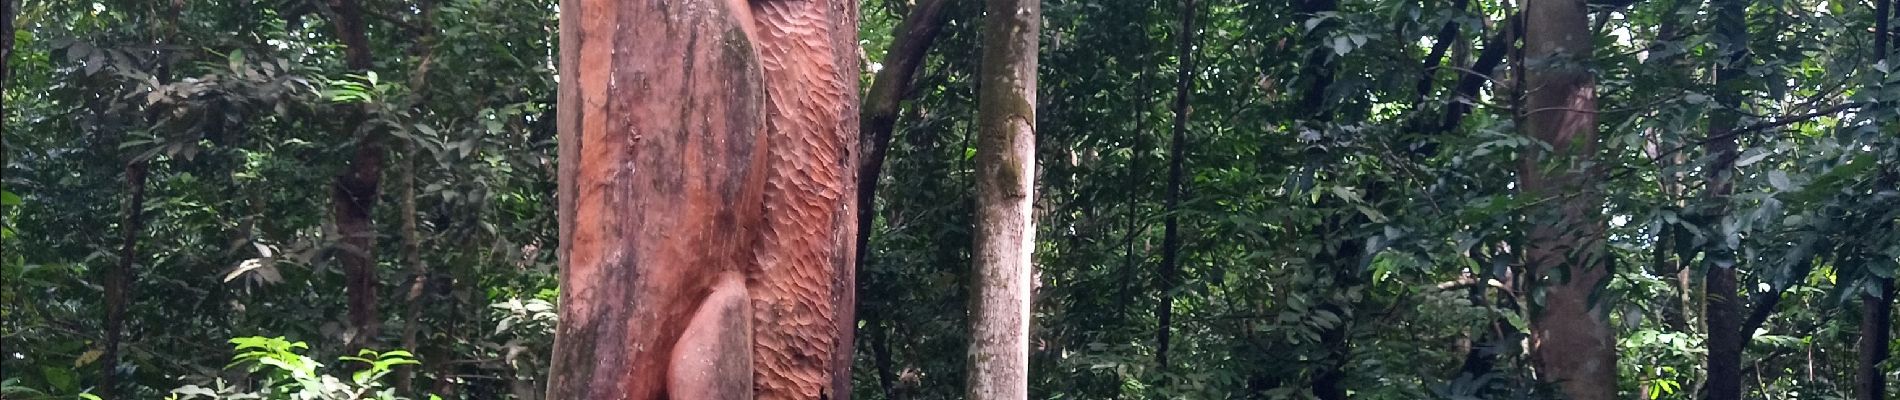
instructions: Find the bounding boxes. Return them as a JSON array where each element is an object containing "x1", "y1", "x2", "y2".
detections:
[
  {"x1": 1519, "y1": 0, "x2": 1616, "y2": 397},
  {"x1": 545, "y1": 0, "x2": 859, "y2": 397}
]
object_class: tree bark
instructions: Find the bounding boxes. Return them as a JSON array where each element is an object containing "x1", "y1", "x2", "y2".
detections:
[
  {"x1": 1433, "y1": 14, "x2": 1514, "y2": 138},
  {"x1": 1857, "y1": 4, "x2": 1893, "y2": 398},
  {"x1": 1415, "y1": 0, "x2": 1471, "y2": 101},
  {"x1": 1701, "y1": 0, "x2": 1749, "y2": 396},
  {"x1": 1155, "y1": 0, "x2": 1194, "y2": 380},
  {"x1": 1859, "y1": 278, "x2": 1895, "y2": 400},
  {"x1": 545, "y1": 0, "x2": 859, "y2": 397},
  {"x1": 396, "y1": 2, "x2": 436, "y2": 394},
  {"x1": 1519, "y1": 0, "x2": 1616, "y2": 397},
  {"x1": 100, "y1": 161, "x2": 147, "y2": 400},
  {"x1": 966, "y1": 0, "x2": 1038, "y2": 395},
  {"x1": 325, "y1": 0, "x2": 386, "y2": 352},
  {"x1": 857, "y1": 0, "x2": 952, "y2": 271}
]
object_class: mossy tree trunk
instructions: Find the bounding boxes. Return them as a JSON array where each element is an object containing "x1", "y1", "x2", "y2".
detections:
[{"x1": 966, "y1": 0, "x2": 1039, "y2": 396}]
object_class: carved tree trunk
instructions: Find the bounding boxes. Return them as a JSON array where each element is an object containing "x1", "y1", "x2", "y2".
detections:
[
  {"x1": 545, "y1": 0, "x2": 859, "y2": 397},
  {"x1": 967, "y1": 0, "x2": 1039, "y2": 396},
  {"x1": 1519, "y1": 0, "x2": 1616, "y2": 397}
]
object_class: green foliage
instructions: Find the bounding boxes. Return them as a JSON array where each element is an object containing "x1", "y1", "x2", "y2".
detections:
[
  {"x1": 4, "y1": 0, "x2": 1897, "y2": 397},
  {"x1": 164, "y1": 336, "x2": 430, "y2": 400}
]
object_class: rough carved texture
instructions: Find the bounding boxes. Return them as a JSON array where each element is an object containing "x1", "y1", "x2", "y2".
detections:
[
  {"x1": 749, "y1": 0, "x2": 861, "y2": 397},
  {"x1": 548, "y1": 0, "x2": 859, "y2": 397},
  {"x1": 1519, "y1": 0, "x2": 1617, "y2": 397}
]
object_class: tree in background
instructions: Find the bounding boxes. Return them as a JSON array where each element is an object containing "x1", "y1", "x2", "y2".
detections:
[
  {"x1": 1, "y1": 0, "x2": 1895, "y2": 398},
  {"x1": 1518, "y1": 0, "x2": 1616, "y2": 396}
]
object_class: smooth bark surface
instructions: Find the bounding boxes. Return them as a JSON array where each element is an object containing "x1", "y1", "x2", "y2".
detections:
[
  {"x1": 546, "y1": 0, "x2": 859, "y2": 397},
  {"x1": 1519, "y1": 0, "x2": 1616, "y2": 397},
  {"x1": 967, "y1": 0, "x2": 1039, "y2": 396}
]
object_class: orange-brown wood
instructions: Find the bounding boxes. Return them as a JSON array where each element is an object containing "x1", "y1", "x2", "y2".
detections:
[{"x1": 547, "y1": 0, "x2": 859, "y2": 397}]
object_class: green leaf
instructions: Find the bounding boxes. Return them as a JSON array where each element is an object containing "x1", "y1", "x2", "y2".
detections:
[{"x1": 228, "y1": 48, "x2": 247, "y2": 72}]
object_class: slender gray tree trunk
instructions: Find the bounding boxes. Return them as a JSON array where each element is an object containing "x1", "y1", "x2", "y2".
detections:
[
  {"x1": 967, "y1": 0, "x2": 1039, "y2": 396},
  {"x1": 1155, "y1": 0, "x2": 1195, "y2": 382}
]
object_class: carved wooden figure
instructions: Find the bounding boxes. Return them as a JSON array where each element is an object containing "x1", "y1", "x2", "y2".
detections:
[{"x1": 545, "y1": 0, "x2": 860, "y2": 397}]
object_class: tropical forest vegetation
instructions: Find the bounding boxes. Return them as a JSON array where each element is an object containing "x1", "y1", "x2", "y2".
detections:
[{"x1": 0, "y1": 0, "x2": 1895, "y2": 398}]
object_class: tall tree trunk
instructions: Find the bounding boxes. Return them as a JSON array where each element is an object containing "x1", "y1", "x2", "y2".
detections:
[
  {"x1": 966, "y1": 0, "x2": 1038, "y2": 395},
  {"x1": 1116, "y1": 15, "x2": 1154, "y2": 323},
  {"x1": 1643, "y1": 0, "x2": 1697, "y2": 337},
  {"x1": 1292, "y1": 0, "x2": 1356, "y2": 397},
  {"x1": 1519, "y1": 0, "x2": 1616, "y2": 397},
  {"x1": 1860, "y1": 277, "x2": 1895, "y2": 400},
  {"x1": 750, "y1": 1, "x2": 863, "y2": 397},
  {"x1": 872, "y1": 318, "x2": 902, "y2": 399},
  {"x1": 1701, "y1": 0, "x2": 1749, "y2": 396},
  {"x1": 855, "y1": 9, "x2": 952, "y2": 391},
  {"x1": 545, "y1": 0, "x2": 859, "y2": 397},
  {"x1": 1858, "y1": 3, "x2": 1894, "y2": 399},
  {"x1": 1154, "y1": 0, "x2": 1194, "y2": 380},
  {"x1": 101, "y1": 6, "x2": 175, "y2": 393},
  {"x1": 857, "y1": 0, "x2": 951, "y2": 271},
  {"x1": 396, "y1": 2, "x2": 436, "y2": 393},
  {"x1": 325, "y1": 0, "x2": 385, "y2": 351},
  {"x1": 100, "y1": 161, "x2": 147, "y2": 400}
]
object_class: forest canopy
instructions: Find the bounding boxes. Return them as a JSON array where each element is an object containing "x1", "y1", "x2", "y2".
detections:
[{"x1": 0, "y1": 0, "x2": 1896, "y2": 398}]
